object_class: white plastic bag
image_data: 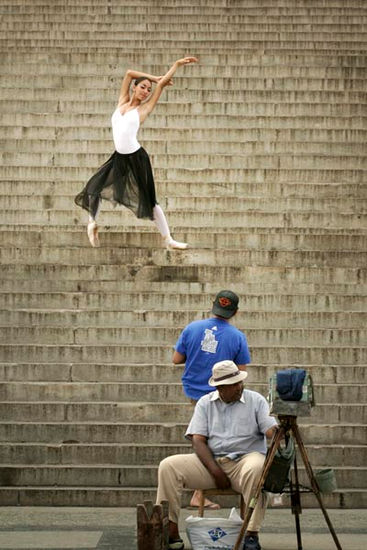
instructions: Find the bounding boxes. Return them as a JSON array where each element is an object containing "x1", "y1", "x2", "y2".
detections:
[{"x1": 185, "y1": 507, "x2": 242, "y2": 550}]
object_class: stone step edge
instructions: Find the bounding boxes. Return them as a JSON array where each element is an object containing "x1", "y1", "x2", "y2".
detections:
[
  {"x1": 1, "y1": 399, "x2": 365, "y2": 404},
  {"x1": 0, "y1": 485, "x2": 363, "y2": 490},
  {"x1": 0, "y1": 442, "x2": 363, "y2": 450},
  {"x1": 1, "y1": 344, "x2": 365, "y2": 349},
  {"x1": 1, "y1": 464, "x2": 364, "y2": 471},
  {"x1": 0, "y1": 245, "x2": 365, "y2": 253},
  {"x1": 0, "y1": 487, "x2": 362, "y2": 508},
  {"x1": 0, "y1": 421, "x2": 364, "y2": 428},
  {"x1": 0, "y1": 362, "x2": 365, "y2": 367},
  {"x1": 2, "y1": 310, "x2": 366, "y2": 317},
  {"x1": 2, "y1": 228, "x2": 367, "y2": 235}
]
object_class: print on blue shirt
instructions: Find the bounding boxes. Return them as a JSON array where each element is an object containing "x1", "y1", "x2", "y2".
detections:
[{"x1": 201, "y1": 328, "x2": 218, "y2": 353}]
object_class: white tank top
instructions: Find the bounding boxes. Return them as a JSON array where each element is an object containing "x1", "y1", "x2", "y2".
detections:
[{"x1": 111, "y1": 107, "x2": 141, "y2": 154}]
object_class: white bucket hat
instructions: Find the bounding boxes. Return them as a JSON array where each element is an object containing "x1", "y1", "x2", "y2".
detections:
[{"x1": 208, "y1": 360, "x2": 248, "y2": 386}]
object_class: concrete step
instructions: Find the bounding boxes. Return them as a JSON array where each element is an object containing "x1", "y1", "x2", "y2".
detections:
[
  {"x1": 2, "y1": 51, "x2": 366, "y2": 68},
  {"x1": 1, "y1": 344, "x2": 365, "y2": 365},
  {"x1": 2, "y1": 62, "x2": 367, "y2": 80},
  {"x1": 0, "y1": 465, "x2": 159, "y2": 488},
  {"x1": 1, "y1": 0, "x2": 366, "y2": 12},
  {"x1": 12, "y1": 152, "x2": 361, "y2": 171},
  {"x1": 2, "y1": 22, "x2": 367, "y2": 36},
  {"x1": 7, "y1": 29, "x2": 366, "y2": 42},
  {"x1": 1, "y1": 246, "x2": 366, "y2": 269},
  {"x1": 2, "y1": 75, "x2": 367, "y2": 93},
  {"x1": 1, "y1": 325, "x2": 366, "y2": 347},
  {"x1": 2, "y1": 310, "x2": 366, "y2": 329},
  {"x1": 3, "y1": 112, "x2": 366, "y2": 132},
  {"x1": 1, "y1": 263, "x2": 366, "y2": 286},
  {"x1": 2, "y1": 125, "x2": 367, "y2": 144},
  {"x1": 1, "y1": 401, "x2": 365, "y2": 424},
  {"x1": 1, "y1": 276, "x2": 365, "y2": 294},
  {"x1": 0, "y1": 152, "x2": 367, "y2": 178},
  {"x1": 0, "y1": 485, "x2": 364, "y2": 508},
  {"x1": 2, "y1": 180, "x2": 366, "y2": 201},
  {"x1": 3, "y1": 137, "x2": 367, "y2": 157},
  {"x1": 0, "y1": 381, "x2": 364, "y2": 404},
  {"x1": 2, "y1": 14, "x2": 366, "y2": 26},
  {"x1": 2, "y1": 196, "x2": 366, "y2": 215},
  {"x1": 0, "y1": 442, "x2": 363, "y2": 468},
  {"x1": 2, "y1": 98, "x2": 367, "y2": 117},
  {"x1": 0, "y1": 464, "x2": 364, "y2": 489},
  {"x1": 2, "y1": 230, "x2": 367, "y2": 252},
  {"x1": 0, "y1": 363, "x2": 365, "y2": 385},
  {"x1": 1, "y1": 209, "x2": 366, "y2": 231},
  {"x1": 3, "y1": 37, "x2": 366, "y2": 54},
  {"x1": 0, "y1": 421, "x2": 364, "y2": 446}
]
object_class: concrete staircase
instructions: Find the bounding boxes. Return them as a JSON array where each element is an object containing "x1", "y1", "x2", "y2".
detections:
[{"x1": 0, "y1": 0, "x2": 366, "y2": 507}]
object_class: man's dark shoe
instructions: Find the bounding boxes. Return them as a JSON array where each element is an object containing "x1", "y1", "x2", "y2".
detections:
[
  {"x1": 243, "y1": 534, "x2": 261, "y2": 550},
  {"x1": 168, "y1": 537, "x2": 184, "y2": 550}
]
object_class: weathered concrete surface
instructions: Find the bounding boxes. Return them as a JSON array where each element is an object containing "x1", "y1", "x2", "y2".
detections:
[
  {"x1": 1, "y1": 0, "x2": 366, "y2": 507},
  {"x1": 0, "y1": 507, "x2": 366, "y2": 549}
]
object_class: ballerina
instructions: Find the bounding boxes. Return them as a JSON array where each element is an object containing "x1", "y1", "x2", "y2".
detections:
[{"x1": 75, "y1": 56, "x2": 198, "y2": 249}]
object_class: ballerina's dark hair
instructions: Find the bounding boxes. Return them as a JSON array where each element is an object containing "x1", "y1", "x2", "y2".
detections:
[{"x1": 134, "y1": 76, "x2": 152, "y2": 85}]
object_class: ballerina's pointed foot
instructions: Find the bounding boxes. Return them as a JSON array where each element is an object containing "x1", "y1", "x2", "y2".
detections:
[
  {"x1": 87, "y1": 221, "x2": 100, "y2": 247},
  {"x1": 164, "y1": 236, "x2": 188, "y2": 250}
]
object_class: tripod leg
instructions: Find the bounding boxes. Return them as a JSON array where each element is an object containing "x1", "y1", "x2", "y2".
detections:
[
  {"x1": 291, "y1": 455, "x2": 303, "y2": 550},
  {"x1": 292, "y1": 424, "x2": 343, "y2": 550},
  {"x1": 233, "y1": 426, "x2": 285, "y2": 550}
]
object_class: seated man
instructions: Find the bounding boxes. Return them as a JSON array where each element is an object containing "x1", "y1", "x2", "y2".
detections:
[{"x1": 156, "y1": 360, "x2": 278, "y2": 550}]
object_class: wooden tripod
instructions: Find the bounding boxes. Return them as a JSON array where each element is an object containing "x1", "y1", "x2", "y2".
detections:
[{"x1": 233, "y1": 415, "x2": 343, "y2": 550}]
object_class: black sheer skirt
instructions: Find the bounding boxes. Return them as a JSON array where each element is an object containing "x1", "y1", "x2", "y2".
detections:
[{"x1": 74, "y1": 147, "x2": 157, "y2": 220}]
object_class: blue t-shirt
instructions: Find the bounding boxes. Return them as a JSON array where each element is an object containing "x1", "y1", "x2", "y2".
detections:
[{"x1": 175, "y1": 317, "x2": 251, "y2": 400}]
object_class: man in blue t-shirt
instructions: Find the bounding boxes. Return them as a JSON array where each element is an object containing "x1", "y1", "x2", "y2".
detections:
[
  {"x1": 173, "y1": 289, "x2": 251, "y2": 401},
  {"x1": 172, "y1": 289, "x2": 251, "y2": 509}
]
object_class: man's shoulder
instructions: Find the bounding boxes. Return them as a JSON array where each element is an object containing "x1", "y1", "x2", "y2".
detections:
[
  {"x1": 197, "y1": 391, "x2": 215, "y2": 402},
  {"x1": 196, "y1": 392, "x2": 216, "y2": 407},
  {"x1": 225, "y1": 323, "x2": 246, "y2": 336},
  {"x1": 183, "y1": 318, "x2": 214, "y2": 331}
]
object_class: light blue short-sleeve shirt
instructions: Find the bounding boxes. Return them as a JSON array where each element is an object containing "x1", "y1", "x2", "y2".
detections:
[{"x1": 185, "y1": 389, "x2": 278, "y2": 458}]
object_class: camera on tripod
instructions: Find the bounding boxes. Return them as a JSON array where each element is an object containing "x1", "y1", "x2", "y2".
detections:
[
  {"x1": 233, "y1": 368, "x2": 342, "y2": 550},
  {"x1": 268, "y1": 367, "x2": 315, "y2": 417}
]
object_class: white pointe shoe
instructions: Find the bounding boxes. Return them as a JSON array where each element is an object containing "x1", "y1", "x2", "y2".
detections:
[
  {"x1": 87, "y1": 221, "x2": 100, "y2": 247},
  {"x1": 163, "y1": 235, "x2": 188, "y2": 250}
]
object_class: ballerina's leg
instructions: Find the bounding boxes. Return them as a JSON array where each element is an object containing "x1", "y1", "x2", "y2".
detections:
[
  {"x1": 87, "y1": 194, "x2": 101, "y2": 247},
  {"x1": 153, "y1": 205, "x2": 188, "y2": 250}
]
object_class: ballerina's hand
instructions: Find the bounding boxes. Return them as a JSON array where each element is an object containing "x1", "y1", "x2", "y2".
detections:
[{"x1": 176, "y1": 56, "x2": 198, "y2": 66}]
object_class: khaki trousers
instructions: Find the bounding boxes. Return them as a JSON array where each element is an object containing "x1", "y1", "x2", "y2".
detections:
[{"x1": 156, "y1": 452, "x2": 268, "y2": 532}]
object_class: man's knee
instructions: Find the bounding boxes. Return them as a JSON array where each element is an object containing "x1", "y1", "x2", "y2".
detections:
[
  {"x1": 239, "y1": 453, "x2": 265, "y2": 484},
  {"x1": 158, "y1": 455, "x2": 175, "y2": 477},
  {"x1": 158, "y1": 454, "x2": 188, "y2": 481},
  {"x1": 251, "y1": 453, "x2": 265, "y2": 473}
]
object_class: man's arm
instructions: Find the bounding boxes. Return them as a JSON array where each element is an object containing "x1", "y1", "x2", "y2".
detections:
[
  {"x1": 172, "y1": 350, "x2": 186, "y2": 364},
  {"x1": 191, "y1": 434, "x2": 231, "y2": 490},
  {"x1": 265, "y1": 425, "x2": 279, "y2": 439},
  {"x1": 237, "y1": 364, "x2": 247, "y2": 371}
]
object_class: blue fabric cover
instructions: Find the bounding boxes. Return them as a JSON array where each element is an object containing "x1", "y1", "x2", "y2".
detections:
[{"x1": 276, "y1": 369, "x2": 306, "y2": 401}]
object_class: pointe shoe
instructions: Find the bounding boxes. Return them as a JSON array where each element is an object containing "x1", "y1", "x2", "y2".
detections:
[
  {"x1": 87, "y1": 221, "x2": 100, "y2": 247},
  {"x1": 163, "y1": 236, "x2": 188, "y2": 250}
]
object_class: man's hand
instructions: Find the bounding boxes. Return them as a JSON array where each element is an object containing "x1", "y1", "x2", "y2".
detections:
[
  {"x1": 211, "y1": 466, "x2": 231, "y2": 490},
  {"x1": 192, "y1": 435, "x2": 231, "y2": 489},
  {"x1": 266, "y1": 425, "x2": 280, "y2": 439}
]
